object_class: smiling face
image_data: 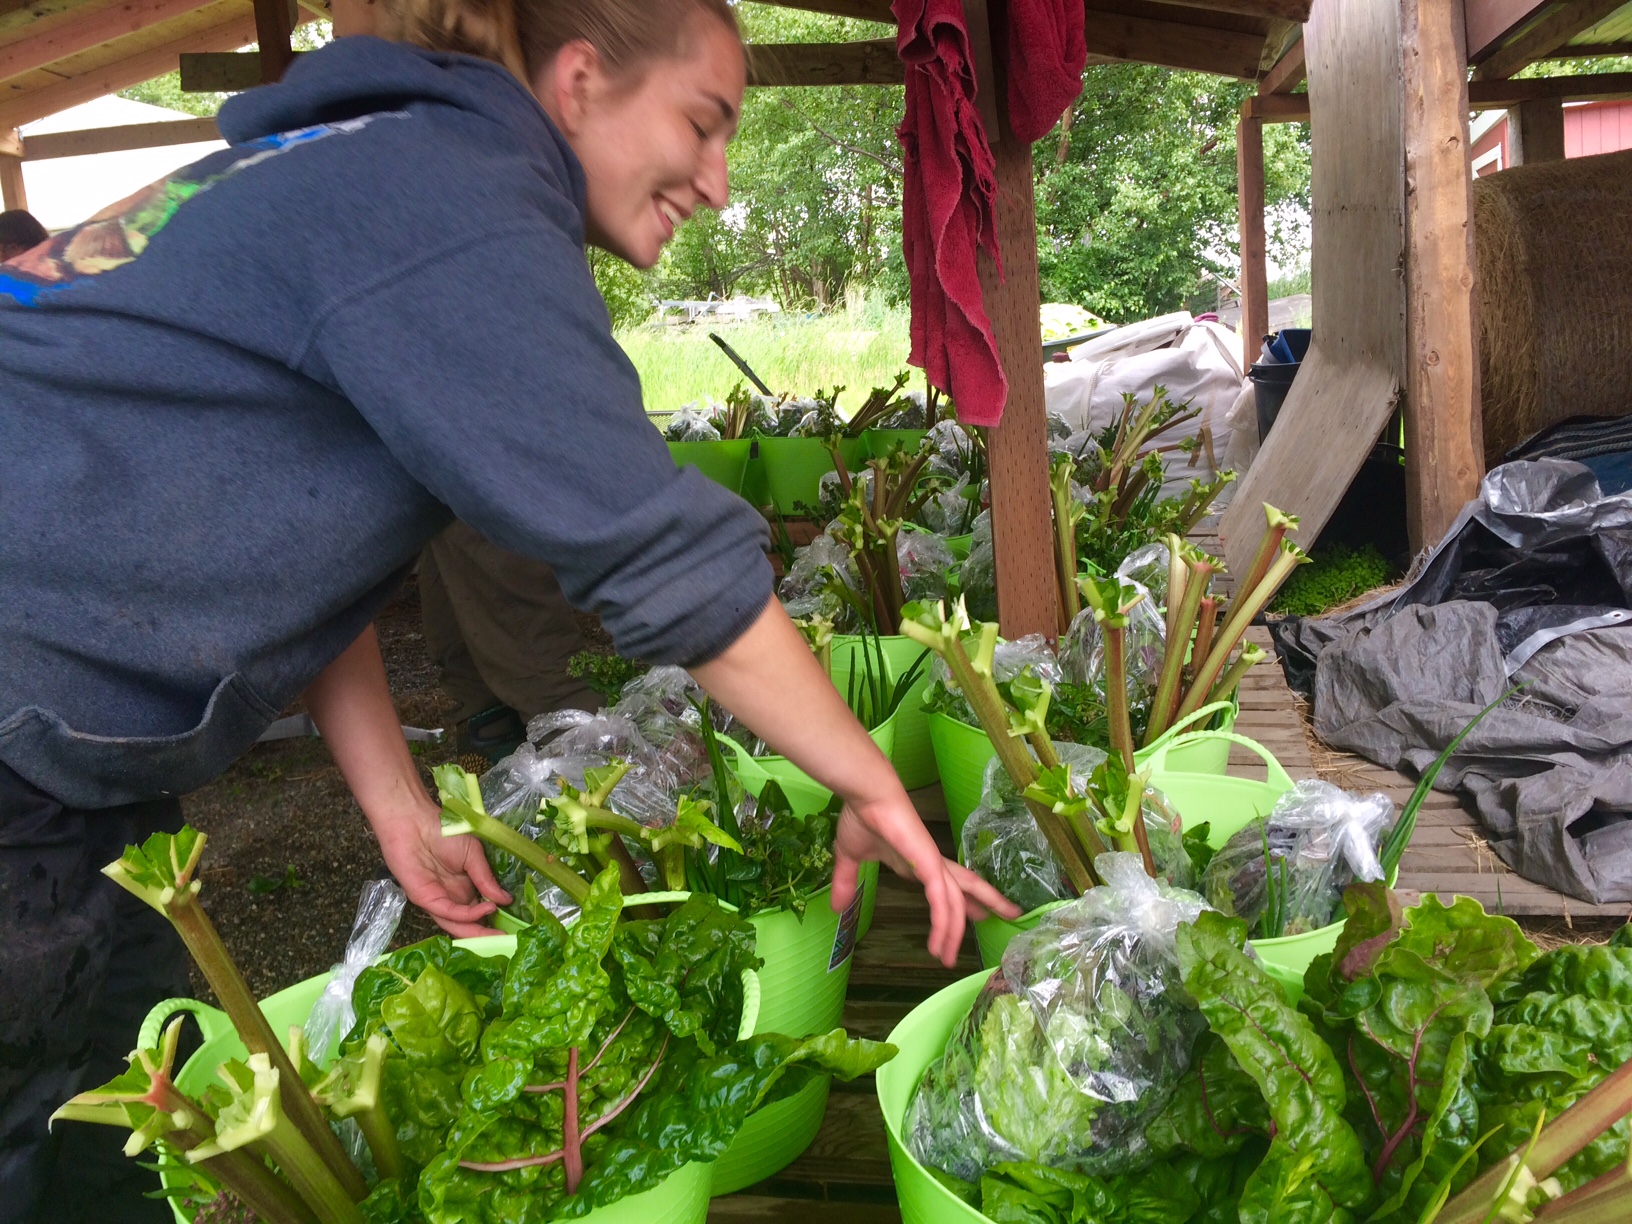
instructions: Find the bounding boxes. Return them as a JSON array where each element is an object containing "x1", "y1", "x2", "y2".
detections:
[{"x1": 533, "y1": 16, "x2": 744, "y2": 269}]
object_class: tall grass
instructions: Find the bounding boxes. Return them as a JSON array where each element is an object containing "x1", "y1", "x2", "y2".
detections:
[{"x1": 618, "y1": 300, "x2": 916, "y2": 414}]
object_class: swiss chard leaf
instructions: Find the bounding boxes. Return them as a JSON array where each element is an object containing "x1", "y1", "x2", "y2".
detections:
[
  {"x1": 977, "y1": 1159, "x2": 1201, "y2": 1224},
  {"x1": 611, "y1": 893, "x2": 759, "y2": 1057},
  {"x1": 1176, "y1": 911, "x2": 1372, "y2": 1212}
]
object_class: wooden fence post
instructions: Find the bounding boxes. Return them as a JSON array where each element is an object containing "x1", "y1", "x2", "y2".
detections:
[
  {"x1": 1237, "y1": 109, "x2": 1269, "y2": 359},
  {"x1": 1401, "y1": 0, "x2": 1483, "y2": 550},
  {"x1": 967, "y1": 0, "x2": 1060, "y2": 639}
]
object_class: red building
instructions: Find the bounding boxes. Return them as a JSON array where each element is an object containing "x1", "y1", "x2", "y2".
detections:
[{"x1": 1471, "y1": 99, "x2": 1632, "y2": 176}]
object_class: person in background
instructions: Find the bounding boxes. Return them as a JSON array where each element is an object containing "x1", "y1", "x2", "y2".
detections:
[{"x1": 0, "y1": 210, "x2": 47, "y2": 261}]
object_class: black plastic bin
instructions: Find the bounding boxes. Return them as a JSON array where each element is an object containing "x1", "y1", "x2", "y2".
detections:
[{"x1": 1249, "y1": 360, "x2": 1299, "y2": 442}]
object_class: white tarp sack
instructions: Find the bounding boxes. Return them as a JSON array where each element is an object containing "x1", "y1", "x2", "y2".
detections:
[{"x1": 1044, "y1": 312, "x2": 1249, "y2": 502}]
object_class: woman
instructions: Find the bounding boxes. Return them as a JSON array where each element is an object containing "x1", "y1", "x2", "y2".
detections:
[{"x1": 0, "y1": 2, "x2": 1015, "y2": 1218}]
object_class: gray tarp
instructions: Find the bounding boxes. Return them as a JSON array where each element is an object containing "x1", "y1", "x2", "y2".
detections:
[{"x1": 1274, "y1": 460, "x2": 1632, "y2": 905}]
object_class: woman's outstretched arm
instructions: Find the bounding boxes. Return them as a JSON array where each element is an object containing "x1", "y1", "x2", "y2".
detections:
[
  {"x1": 304, "y1": 624, "x2": 511, "y2": 936},
  {"x1": 690, "y1": 597, "x2": 1018, "y2": 968}
]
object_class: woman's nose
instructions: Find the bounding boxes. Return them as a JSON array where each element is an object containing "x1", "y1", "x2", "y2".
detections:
[{"x1": 695, "y1": 143, "x2": 729, "y2": 210}]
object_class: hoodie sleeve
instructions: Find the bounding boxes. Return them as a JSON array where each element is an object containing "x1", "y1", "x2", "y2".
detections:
[{"x1": 302, "y1": 224, "x2": 772, "y2": 668}]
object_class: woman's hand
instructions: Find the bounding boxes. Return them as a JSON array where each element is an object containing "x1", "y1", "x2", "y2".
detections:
[
  {"x1": 691, "y1": 598, "x2": 1020, "y2": 969},
  {"x1": 371, "y1": 805, "x2": 511, "y2": 938},
  {"x1": 833, "y1": 796, "x2": 1019, "y2": 968},
  {"x1": 305, "y1": 624, "x2": 510, "y2": 938}
]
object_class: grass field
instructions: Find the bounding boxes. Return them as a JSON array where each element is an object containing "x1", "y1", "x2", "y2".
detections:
[{"x1": 618, "y1": 301, "x2": 916, "y2": 415}]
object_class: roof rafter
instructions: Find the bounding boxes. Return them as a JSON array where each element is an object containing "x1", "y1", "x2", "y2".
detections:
[
  {"x1": 0, "y1": 0, "x2": 221, "y2": 83},
  {"x1": 1473, "y1": 0, "x2": 1630, "y2": 79},
  {"x1": 1083, "y1": 8, "x2": 1267, "y2": 78}
]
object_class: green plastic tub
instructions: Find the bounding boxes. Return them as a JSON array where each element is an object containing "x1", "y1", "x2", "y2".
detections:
[
  {"x1": 833, "y1": 634, "x2": 938, "y2": 790},
  {"x1": 946, "y1": 533, "x2": 973, "y2": 561},
  {"x1": 932, "y1": 701, "x2": 1240, "y2": 843},
  {"x1": 967, "y1": 731, "x2": 1307, "y2": 975},
  {"x1": 723, "y1": 709, "x2": 896, "y2": 819},
  {"x1": 144, "y1": 928, "x2": 744, "y2": 1223},
  {"x1": 862, "y1": 428, "x2": 928, "y2": 460},
  {"x1": 667, "y1": 439, "x2": 752, "y2": 495},
  {"x1": 741, "y1": 439, "x2": 770, "y2": 507},
  {"x1": 755, "y1": 436, "x2": 867, "y2": 515},
  {"x1": 877, "y1": 969, "x2": 996, "y2": 1224}
]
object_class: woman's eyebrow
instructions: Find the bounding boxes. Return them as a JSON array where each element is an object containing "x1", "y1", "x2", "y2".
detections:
[{"x1": 706, "y1": 92, "x2": 738, "y2": 125}]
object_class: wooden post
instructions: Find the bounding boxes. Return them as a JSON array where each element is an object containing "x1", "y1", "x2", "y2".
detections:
[
  {"x1": 1511, "y1": 96, "x2": 1566, "y2": 163},
  {"x1": 0, "y1": 131, "x2": 25, "y2": 211},
  {"x1": 967, "y1": 0, "x2": 1060, "y2": 638},
  {"x1": 1236, "y1": 110, "x2": 1269, "y2": 359},
  {"x1": 253, "y1": 0, "x2": 297, "y2": 83},
  {"x1": 1401, "y1": 0, "x2": 1483, "y2": 552}
]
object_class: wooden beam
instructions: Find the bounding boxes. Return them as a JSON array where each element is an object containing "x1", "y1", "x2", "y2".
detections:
[
  {"x1": 21, "y1": 116, "x2": 220, "y2": 159},
  {"x1": 1465, "y1": 0, "x2": 1549, "y2": 61},
  {"x1": 970, "y1": 0, "x2": 1059, "y2": 639},
  {"x1": 1469, "y1": 69, "x2": 1632, "y2": 101},
  {"x1": 0, "y1": 148, "x2": 24, "y2": 210},
  {"x1": 746, "y1": 39, "x2": 903, "y2": 86},
  {"x1": 1540, "y1": 41, "x2": 1632, "y2": 56},
  {"x1": 1511, "y1": 95, "x2": 1566, "y2": 161},
  {"x1": 1219, "y1": 0, "x2": 1408, "y2": 573},
  {"x1": 1236, "y1": 112, "x2": 1269, "y2": 356},
  {"x1": 1155, "y1": 0, "x2": 1312, "y2": 23},
  {"x1": 252, "y1": 0, "x2": 297, "y2": 83},
  {"x1": 0, "y1": 127, "x2": 20, "y2": 158},
  {"x1": 180, "y1": 50, "x2": 276, "y2": 91},
  {"x1": 1259, "y1": 34, "x2": 1304, "y2": 92},
  {"x1": 0, "y1": 13, "x2": 258, "y2": 131},
  {"x1": 1082, "y1": 9, "x2": 1268, "y2": 78},
  {"x1": 0, "y1": 0, "x2": 221, "y2": 85},
  {"x1": 1473, "y1": 0, "x2": 1628, "y2": 78},
  {"x1": 1402, "y1": 0, "x2": 1483, "y2": 552},
  {"x1": 1244, "y1": 91, "x2": 1311, "y2": 119}
]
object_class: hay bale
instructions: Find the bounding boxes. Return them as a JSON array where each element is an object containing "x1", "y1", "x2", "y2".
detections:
[{"x1": 1474, "y1": 148, "x2": 1632, "y2": 463}]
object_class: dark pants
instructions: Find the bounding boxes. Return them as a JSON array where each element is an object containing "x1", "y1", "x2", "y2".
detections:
[
  {"x1": 419, "y1": 520, "x2": 601, "y2": 723},
  {"x1": 0, "y1": 764, "x2": 191, "y2": 1224}
]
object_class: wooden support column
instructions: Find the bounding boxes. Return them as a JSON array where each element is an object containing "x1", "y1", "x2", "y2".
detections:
[
  {"x1": 1511, "y1": 96, "x2": 1566, "y2": 163},
  {"x1": 967, "y1": 0, "x2": 1060, "y2": 638},
  {"x1": 0, "y1": 132, "x2": 26, "y2": 211},
  {"x1": 1401, "y1": 0, "x2": 1483, "y2": 551},
  {"x1": 253, "y1": 0, "x2": 297, "y2": 83},
  {"x1": 1236, "y1": 110, "x2": 1269, "y2": 359}
]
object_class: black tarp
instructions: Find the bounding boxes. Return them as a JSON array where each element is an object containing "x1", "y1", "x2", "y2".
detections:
[{"x1": 1274, "y1": 460, "x2": 1632, "y2": 905}]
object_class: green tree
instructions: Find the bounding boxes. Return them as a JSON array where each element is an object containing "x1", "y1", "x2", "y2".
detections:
[
  {"x1": 1033, "y1": 64, "x2": 1309, "y2": 323},
  {"x1": 119, "y1": 23, "x2": 333, "y2": 117}
]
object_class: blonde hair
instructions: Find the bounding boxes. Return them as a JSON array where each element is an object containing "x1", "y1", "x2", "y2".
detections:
[{"x1": 383, "y1": 0, "x2": 740, "y2": 84}]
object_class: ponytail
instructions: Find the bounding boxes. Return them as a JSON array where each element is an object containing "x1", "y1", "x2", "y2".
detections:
[{"x1": 383, "y1": 0, "x2": 739, "y2": 84}]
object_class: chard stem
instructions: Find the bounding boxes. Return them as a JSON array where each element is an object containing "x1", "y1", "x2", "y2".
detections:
[
  {"x1": 261, "y1": 1113, "x2": 365, "y2": 1224},
  {"x1": 168, "y1": 898, "x2": 366, "y2": 1201},
  {"x1": 1144, "y1": 560, "x2": 1211, "y2": 747},
  {"x1": 1103, "y1": 622, "x2": 1136, "y2": 773},
  {"x1": 463, "y1": 811, "x2": 591, "y2": 904},
  {"x1": 1174, "y1": 547, "x2": 1301, "y2": 726},
  {"x1": 563, "y1": 1045, "x2": 583, "y2": 1196},
  {"x1": 355, "y1": 1105, "x2": 402, "y2": 1183}
]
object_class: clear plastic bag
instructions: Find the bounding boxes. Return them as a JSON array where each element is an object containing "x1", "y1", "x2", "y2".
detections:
[
  {"x1": 960, "y1": 744, "x2": 1107, "y2": 913},
  {"x1": 662, "y1": 404, "x2": 720, "y2": 442},
  {"x1": 778, "y1": 533, "x2": 860, "y2": 624},
  {"x1": 925, "y1": 634, "x2": 1064, "y2": 727},
  {"x1": 897, "y1": 530, "x2": 955, "y2": 604},
  {"x1": 917, "y1": 473, "x2": 973, "y2": 536},
  {"x1": 1057, "y1": 581, "x2": 1165, "y2": 734},
  {"x1": 905, "y1": 854, "x2": 1209, "y2": 1184},
  {"x1": 960, "y1": 510, "x2": 998, "y2": 623},
  {"x1": 303, "y1": 880, "x2": 406, "y2": 1060},
  {"x1": 1116, "y1": 541, "x2": 1172, "y2": 611},
  {"x1": 1200, "y1": 780, "x2": 1393, "y2": 937}
]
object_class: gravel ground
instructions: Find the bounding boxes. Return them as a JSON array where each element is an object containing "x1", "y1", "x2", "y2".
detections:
[{"x1": 179, "y1": 575, "x2": 611, "y2": 1001}]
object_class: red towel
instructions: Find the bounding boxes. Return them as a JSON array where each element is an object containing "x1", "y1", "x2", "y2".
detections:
[{"x1": 894, "y1": 0, "x2": 1085, "y2": 427}]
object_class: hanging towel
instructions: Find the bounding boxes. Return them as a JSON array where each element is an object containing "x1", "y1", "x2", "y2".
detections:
[{"x1": 893, "y1": 0, "x2": 1086, "y2": 427}]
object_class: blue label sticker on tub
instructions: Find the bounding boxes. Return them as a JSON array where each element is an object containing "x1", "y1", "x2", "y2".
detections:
[{"x1": 828, "y1": 890, "x2": 861, "y2": 971}]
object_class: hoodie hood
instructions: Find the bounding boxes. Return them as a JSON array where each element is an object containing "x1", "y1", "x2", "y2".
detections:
[{"x1": 218, "y1": 37, "x2": 583, "y2": 202}]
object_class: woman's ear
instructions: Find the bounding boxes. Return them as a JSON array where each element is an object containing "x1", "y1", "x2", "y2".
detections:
[{"x1": 534, "y1": 40, "x2": 606, "y2": 137}]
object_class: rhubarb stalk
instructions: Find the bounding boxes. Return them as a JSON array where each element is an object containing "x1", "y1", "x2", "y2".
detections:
[
  {"x1": 435, "y1": 770, "x2": 592, "y2": 905},
  {"x1": 1144, "y1": 551, "x2": 1213, "y2": 747},
  {"x1": 1234, "y1": 504, "x2": 1299, "y2": 602},
  {"x1": 1438, "y1": 1058, "x2": 1632, "y2": 1224},
  {"x1": 1051, "y1": 457, "x2": 1084, "y2": 633},
  {"x1": 101, "y1": 831, "x2": 367, "y2": 1202}
]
